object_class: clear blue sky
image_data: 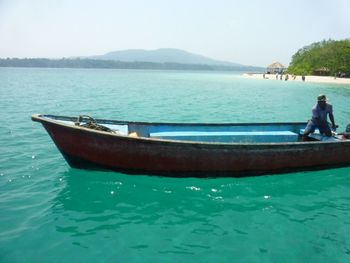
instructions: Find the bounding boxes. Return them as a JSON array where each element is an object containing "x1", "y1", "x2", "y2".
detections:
[{"x1": 0, "y1": 0, "x2": 349, "y2": 66}]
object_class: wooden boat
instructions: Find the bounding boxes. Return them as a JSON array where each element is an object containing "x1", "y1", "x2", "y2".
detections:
[{"x1": 31, "y1": 114, "x2": 350, "y2": 177}]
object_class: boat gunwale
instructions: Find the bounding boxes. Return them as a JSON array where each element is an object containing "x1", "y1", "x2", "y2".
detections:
[{"x1": 31, "y1": 114, "x2": 349, "y2": 147}]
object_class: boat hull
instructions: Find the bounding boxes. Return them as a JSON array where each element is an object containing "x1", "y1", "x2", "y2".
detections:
[{"x1": 33, "y1": 115, "x2": 350, "y2": 177}]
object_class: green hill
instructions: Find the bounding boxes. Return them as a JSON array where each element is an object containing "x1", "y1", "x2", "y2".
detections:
[
  {"x1": 91, "y1": 48, "x2": 243, "y2": 66},
  {"x1": 288, "y1": 39, "x2": 350, "y2": 77}
]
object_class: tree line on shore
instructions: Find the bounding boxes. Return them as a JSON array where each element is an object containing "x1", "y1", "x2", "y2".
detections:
[
  {"x1": 287, "y1": 39, "x2": 350, "y2": 77},
  {"x1": 3, "y1": 39, "x2": 348, "y2": 75},
  {"x1": 0, "y1": 58, "x2": 261, "y2": 72}
]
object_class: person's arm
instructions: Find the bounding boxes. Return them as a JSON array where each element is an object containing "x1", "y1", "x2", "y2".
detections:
[
  {"x1": 328, "y1": 105, "x2": 336, "y2": 130},
  {"x1": 329, "y1": 113, "x2": 336, "y2": 130}
]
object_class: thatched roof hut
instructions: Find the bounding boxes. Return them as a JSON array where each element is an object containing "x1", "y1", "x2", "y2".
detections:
[
  {"x1": 313, "y1": 67, "x2": 330, "y2": 76},
  {"x1": 266, "y1": 62, "x2": 285, "y2": 74}
]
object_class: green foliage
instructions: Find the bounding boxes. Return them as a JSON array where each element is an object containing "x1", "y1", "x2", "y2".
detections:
[{"x1": 288, "y1": 39, "x2": 350, "y2": 76}]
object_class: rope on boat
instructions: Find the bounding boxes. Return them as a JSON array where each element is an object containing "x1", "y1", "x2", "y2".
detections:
[{"x1": 74, "y1": 115, "x2": 116, "y2": 133}]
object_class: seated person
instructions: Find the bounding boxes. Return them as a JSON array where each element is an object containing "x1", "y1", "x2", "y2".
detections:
[{"x1": 303, "y1": 94, "x2": 337, "y2": 139}]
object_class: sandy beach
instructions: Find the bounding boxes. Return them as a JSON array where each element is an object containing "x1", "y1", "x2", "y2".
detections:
[{"x1": 243, "y1": 73, "x2": 350, "y2": 85}]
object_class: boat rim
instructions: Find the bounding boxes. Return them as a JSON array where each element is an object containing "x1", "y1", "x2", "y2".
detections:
[{"x1": 31, "y1": 113, "x2": 348, "y2": 147}]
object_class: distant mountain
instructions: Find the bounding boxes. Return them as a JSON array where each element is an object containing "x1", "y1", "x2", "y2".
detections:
[
  {"x1": 0, "y1": 48, "x2": 264, "y2": 71},
  {"x1": 90, "y1": 48, "x2": 243, "y2": 67},
  {"x1": 0, "y1": 58, "x2": 263, "y2": 72}
]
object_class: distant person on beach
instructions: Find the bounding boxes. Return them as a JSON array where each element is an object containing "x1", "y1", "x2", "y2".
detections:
[
  {"x1": 276, "y1": 73, "x2": 278, "y2": 80},
  {"x1": 302, "y1": 75, "x2": 305, "y2": 81},
  {"x1": 303, "y1": 94, "x2": 337, "y2": 139}
]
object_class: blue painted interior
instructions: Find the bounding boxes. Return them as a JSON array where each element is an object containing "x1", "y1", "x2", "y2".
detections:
[
  {"x1": 127, "y1": 123, "x2": 308, "y2": 142},
  {"x1": 49, "y1": 116, "x2": 315, "y2": 143},
  {"x1": 151, "y1": 131, "x2": 297, "y2": 136},
  {"x1": 150, "y1": 130, "x2": 299, "y2": 143}
]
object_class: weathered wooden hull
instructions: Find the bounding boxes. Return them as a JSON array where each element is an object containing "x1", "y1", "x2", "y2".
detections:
[{"x1": 32, "y1": 114, "x2": 350, "y2": 177}]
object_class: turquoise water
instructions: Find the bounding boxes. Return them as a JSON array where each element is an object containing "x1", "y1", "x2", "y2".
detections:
[{"x1": 1, "y1": 67, "x2": 350, "y2": 262}]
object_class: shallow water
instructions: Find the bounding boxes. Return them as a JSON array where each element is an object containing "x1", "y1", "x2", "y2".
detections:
[{"x1": 1, "y1": 68, "x2": 350, "y2": 262}]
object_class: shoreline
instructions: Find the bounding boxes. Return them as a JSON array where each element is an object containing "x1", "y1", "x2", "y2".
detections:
[{"x1": 243, "y1": 73, "x2": 350, "y2": 85}]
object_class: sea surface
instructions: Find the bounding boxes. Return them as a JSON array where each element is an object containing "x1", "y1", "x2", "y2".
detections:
[{"x1": 1, "y1": 67, "x2": 350, "y2": 263}]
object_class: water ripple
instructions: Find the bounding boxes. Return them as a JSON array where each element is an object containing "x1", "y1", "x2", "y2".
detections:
[{"x1": 1, "y1": 68, "x2": 350, "y2": 262}]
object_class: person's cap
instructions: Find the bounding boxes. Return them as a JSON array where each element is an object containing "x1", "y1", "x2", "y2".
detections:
[{"x1": 317, "y1": 94, "x2": 327, "y2": 102}]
